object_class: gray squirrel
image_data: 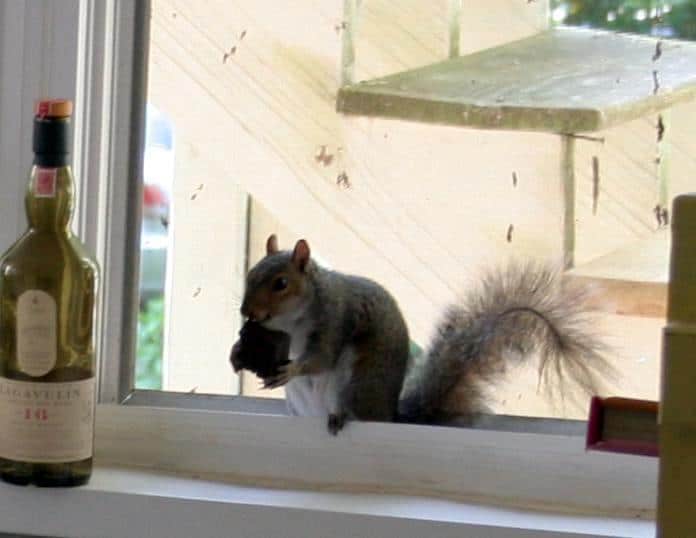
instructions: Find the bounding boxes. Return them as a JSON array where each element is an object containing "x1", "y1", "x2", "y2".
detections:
[{"x1": 230, "y1": 234, "x2": 613, "y2": 434}]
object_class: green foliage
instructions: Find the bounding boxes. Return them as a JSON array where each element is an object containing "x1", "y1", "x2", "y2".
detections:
[
  {"x1": 552, "y1": 0, "x2": 696, "y2": 40},
  {"x1": 136, "y1": 295, "x2": 164, "y2": 390}
]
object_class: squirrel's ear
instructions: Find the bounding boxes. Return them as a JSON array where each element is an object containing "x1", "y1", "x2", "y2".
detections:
[
  {"x1": 266, "y1": 234, "x2": 279, "y2": 255},
  {"x1": 291, "y1": 239, "x2": 311, "y2": 272}
]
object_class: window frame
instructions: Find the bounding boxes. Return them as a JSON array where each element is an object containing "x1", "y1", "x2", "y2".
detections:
[
  {"x1": 0, "y1": 0, "x2": 658, "y2": 517},
  {"x1": 77, "y1": 0, "x2": 147, "y2": 405}
]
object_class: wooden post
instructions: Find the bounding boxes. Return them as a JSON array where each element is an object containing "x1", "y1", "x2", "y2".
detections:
[
  {"x1": 447, "y1": 0, "x2": 462, "y2": 59},
  {"x1": 560, "y1": 134, "x2": 576, "y2": 269},
  {"x1": 657, "y1": 110, "x2": 671, "y2": 218},
  {"x1": 340, "y1": 0, "x2": 360, "y2": 86},
  {"x1": 657, "y1": 193, "x2": 696, "y2": 537}
]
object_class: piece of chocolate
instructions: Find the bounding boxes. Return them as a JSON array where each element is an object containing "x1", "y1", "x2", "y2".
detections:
[{"x1": 229, "y1": 321, "x2": 291, "y2": 379}]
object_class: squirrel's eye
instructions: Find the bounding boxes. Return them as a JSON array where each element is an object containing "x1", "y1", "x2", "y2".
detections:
[{"x1": 272, "y1": 276, "x2": 288, "y2": 292}]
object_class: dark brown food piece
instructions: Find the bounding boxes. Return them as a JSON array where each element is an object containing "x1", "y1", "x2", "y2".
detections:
[{"x1": 229, "y1": 321, "x2": 291, "y2": 379}]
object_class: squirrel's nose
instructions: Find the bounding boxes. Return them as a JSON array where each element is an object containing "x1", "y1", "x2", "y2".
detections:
[
  {"x1": 240, "y1": 299, "x2": 254, "y2": 319},
  {"x1": 242, "y1": 304, "x2": 269, "y2": 322},
  {"x1": 251, "y1": 309, "x2": 270, "y2": 322}
]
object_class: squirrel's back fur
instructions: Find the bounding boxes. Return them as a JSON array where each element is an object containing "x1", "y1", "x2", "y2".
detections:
[{"x1": 398, "y1": 261, "x2": 614, "y2": 424}]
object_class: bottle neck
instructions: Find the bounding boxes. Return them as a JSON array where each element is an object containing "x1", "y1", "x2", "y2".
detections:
[
  {"x1": 33, "y1": 152, "x2": 70, "y2": 167},
  {"x1": 27, "y1": 115, "x2": 74, "y2": 233}
]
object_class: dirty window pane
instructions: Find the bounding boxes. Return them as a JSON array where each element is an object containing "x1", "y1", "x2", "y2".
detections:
[{"x1": 135, "y1": 1, "x2": 696, "y2": 421}]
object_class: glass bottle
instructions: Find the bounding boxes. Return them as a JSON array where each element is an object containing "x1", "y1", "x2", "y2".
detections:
[{"x1": 0, "y1": 99, "x2": 99, "y2": 487}]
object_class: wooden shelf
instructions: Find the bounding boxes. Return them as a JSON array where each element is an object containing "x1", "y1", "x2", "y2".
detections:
[
  {"x1": 337, "y1": 27, "x2": 696, "y2": 133},
  {"x1": 564, "y1": 231, "x2": 670, "y2": 318}
]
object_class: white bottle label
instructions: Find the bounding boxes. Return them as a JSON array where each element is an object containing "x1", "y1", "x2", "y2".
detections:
[
  {"x1": 0, "y1": 377, "x2": 95, "y2": 462},
  {"x1": 17, "y1": 290, "x2": 57, "y2": 377}
]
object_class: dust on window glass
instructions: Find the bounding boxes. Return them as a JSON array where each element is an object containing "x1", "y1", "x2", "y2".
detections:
[{"x1": 133, "y1": 1, "x2": 696, "y2": 422}]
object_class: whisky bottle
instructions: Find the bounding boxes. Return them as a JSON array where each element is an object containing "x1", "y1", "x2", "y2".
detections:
[{"x1": 0, "y1": 99, "x2": 99, "y2": 487}]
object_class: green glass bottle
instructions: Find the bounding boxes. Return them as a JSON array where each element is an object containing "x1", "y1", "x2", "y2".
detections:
[{"x1": 0, "y1": 99, "x2": 99, "y2": 487}]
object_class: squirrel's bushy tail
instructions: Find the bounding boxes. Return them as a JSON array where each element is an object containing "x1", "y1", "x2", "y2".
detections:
[{"x1": 397, "y1": 261, "x2": 615, "y2": 424}]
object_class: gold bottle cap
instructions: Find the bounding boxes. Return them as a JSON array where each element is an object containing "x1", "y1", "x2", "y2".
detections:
[{"x1": 35, "y1": 99, "x2": 73, "y2": 118}]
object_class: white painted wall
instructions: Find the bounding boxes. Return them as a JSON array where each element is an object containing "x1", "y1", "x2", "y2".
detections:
[{"x1": 0, "y1": 0, "x2": 80, "y2": 251}]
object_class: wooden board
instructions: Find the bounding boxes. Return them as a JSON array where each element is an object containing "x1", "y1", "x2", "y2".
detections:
[
  {"x1": 338, "y1": 27, "x2": 696, "y2": 133},
  {"x1": 148, "y1": 0, "x2": 556, "y2": 346},
  {"x1": 571, "y1": 230, "x2": 670, "y2": 284},
  {"x1": 147, "y1": 0, "x2": 676, "y2": 412},
  {"x1": 566, "y1": 230, "x2": 670, "y2": 318}
]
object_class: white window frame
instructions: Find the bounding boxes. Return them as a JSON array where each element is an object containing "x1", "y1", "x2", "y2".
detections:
[{"x1": 0, "y1": 0, "x2": 658, "y2": 526}]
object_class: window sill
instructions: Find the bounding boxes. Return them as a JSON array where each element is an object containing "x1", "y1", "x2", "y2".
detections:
[
  {"x1": 93, "y1": 403, "x2": 658, "y2": 517},
  {"x1": 0, "y1": 465, "x2": 655, "y2": 538}
]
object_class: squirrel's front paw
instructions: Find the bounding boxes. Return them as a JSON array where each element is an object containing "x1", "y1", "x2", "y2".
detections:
[{"x1": 261, "y1": 362, "x2": 298, "y2": 389}]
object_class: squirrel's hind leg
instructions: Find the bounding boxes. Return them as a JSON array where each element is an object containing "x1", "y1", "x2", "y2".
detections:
[
  {"x1": 341, "y1": 341, "x2": 408, "y2": 425},
  {"x1": 322, "y1": 348, "x2": 357, "y2": 435}
]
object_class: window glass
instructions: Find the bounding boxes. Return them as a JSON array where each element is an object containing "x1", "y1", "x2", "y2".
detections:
[
  {"x1": 134, "y1": 0, "x2": 696, "y2": 421},
  {"x1": 136, "y1": 104, "x2": 174, "y2": 390}
]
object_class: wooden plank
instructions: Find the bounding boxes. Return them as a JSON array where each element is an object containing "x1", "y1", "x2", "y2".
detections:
[
  {"x1": 561, "y1": 134, "x2": 576, "y2": 269},
  {"x1": 337, "y1": 27, "x2": 696, "y2": 133},
  {"x1": 565, "y1": 276, "x2": 666, "y2": 319},
  {"x1": 568, "y1": 99, "x2": 696, "y2": 320},
  {"x1": 572, "y1": 114, "x2": 663, "y2": 267},
  {"x1": 161, "y1": 136, "x2": 247, "y2": 395},
  {"x1": 350, "y1": 0, "x2": 546, "y2": 85},
  {"x1": 149, "y1": 0, "x2": 562, "y2": 346},
  {"x1": 658, "y1": 193, "x2": 696, "y2": 537},
  {"x1": 340, "y1": 0, "x2": 359, "y2": 85},
  {"x1": 569, "y1": 230, "x2": 670, "y2": 284},
  {"x1": 447, "y1": 0, "x2": 461, "y2": 58},
  {"x1": 146, "y1": 0, "x2": 673, "y2": 416},
  {"x1": 565, "y1": 230, "x2": 670, "y2": 318}
]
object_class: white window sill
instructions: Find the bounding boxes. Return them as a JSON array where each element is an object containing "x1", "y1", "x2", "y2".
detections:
[
  {"x1": 0, "y1": 465, "x2": 655, "y2": 538},
  {"x1": 93, "y1": 404, "x2": 659, "y2": 515}
]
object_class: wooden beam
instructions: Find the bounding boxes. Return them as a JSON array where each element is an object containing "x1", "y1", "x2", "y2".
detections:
[
  {"x1": 565, "y1": 275, "x2": 666, "y2": 319},
  {"x1": 447, "y1": 0, "x2": 461, "y2": 59},
  {"x1": 561, "y1": 134, "x2": 576, "y2": 269},
  {"x1": 658, "y1": 193, "x2": 696, "y2": 537},
  {"x1": 338, "y1": 28, "x2": 696, "y2": 133}
]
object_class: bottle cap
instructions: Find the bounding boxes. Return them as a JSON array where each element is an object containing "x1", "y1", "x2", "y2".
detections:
[{"x1": 34, "y1": 99, "x2": 73, "y2": 118}]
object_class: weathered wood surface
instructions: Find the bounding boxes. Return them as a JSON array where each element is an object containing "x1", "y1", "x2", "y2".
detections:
[
  {"x1": 338, "y1": 27, "x2": 696, "y2": 133},
  {"x1": 149, "y1": 0, "x2": 550, "y2": 348},
  {"x1": 572, "y1": 230, "x2": 670, "y2": 284},
  {"x1": 569, "y1": 98, "x2": 696, "y2": 319},
  {"x1": 146, "y1": 0, "x2": 696, "y2": 412}
]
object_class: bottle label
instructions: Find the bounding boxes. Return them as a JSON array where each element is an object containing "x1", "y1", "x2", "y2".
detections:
[
  {"x1": 17, "y1": 290, "x2": 58, "y2": 377},
  {"x1": 0, "y1": 377, "x2": 95, "y2": 463},
  {"x1": 35, "y1": 167, "x2": 57, "y2": 198}
]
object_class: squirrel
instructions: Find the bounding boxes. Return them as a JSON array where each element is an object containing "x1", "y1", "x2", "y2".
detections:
[{"x1": 231, "y1": 234, "x2": 614, "y2": 434}]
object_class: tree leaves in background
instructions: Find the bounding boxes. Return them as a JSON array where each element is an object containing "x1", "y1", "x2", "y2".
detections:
[
  {"x1": 552, "y1": 0, "x2": 696, "y2": 40},
  {"x1": 136, "y1": 295, "x2": 164, "y2": 389}
]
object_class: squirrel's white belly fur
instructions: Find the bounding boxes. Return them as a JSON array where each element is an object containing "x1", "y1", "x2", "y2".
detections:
[
  {"x1": 285, "y1": 346, "x2": 356, "y2": 417},
  {"x1": 285, "y1": 314, "x2": 327, "y2": 417},
  {"x1": 266, "y1": 311, "x2": 356, "y2": 417},
  {"x1": 285, "y1": 375, "x2": 332, "y2": 417}
]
